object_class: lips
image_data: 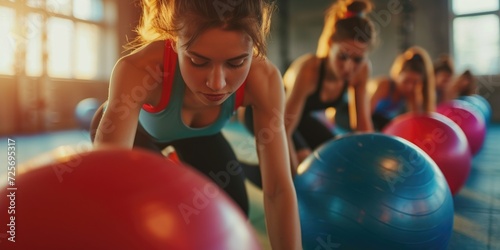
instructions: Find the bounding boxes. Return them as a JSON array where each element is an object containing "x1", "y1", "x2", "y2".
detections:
[{"x1": 203, "y1": 93, "x2": 226, "y2": 102}]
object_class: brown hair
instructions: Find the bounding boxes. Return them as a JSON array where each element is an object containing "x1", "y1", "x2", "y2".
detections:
[
  {"x1": 127, "y1": 0, "x2": 275, "y2": 57},
  {"x1": 316, "y1": 0, "x2": 376, "y2": 57},
  {"x1": 454, "y1": 70, "x2": 477, "y2": 96},
  {"x1": 434, "y1": 54, "x2": 455, "y2": 74},
  {"x1": 390, "y1": 46, "x2": 436, "y2": 112}
]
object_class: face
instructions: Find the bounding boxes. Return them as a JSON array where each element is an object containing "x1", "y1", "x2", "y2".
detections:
[
  {"x1": 396, "y1": 70, "x2": 423, "y2": 96},
  {"x1": 435, "y1": 71, "x2": 452, "y2": 90},
  {"x1": 327, "y1": 40, "x2": 369, "y2": 80},
  {"x1": 176, "y1": 27, "x2": 253, "y2": 106},
  {"x1": 455, "y1": 75, "x2": 471, "y2": 90}
]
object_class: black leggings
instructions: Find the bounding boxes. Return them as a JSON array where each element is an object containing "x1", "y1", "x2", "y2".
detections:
[
  {"x1": 295, "y1": 112, "x2": 335, "y2": 150},
  {"x1": 244, "y1": 106, "x2": 333, "y2": 151},
  {"x1": 371, "y1": 113, "x2": 392, "y2": 131},
  {"x1": 242, "y1": 107, "x2": 334, "y2": 188},
  {"x1": 91, "y1": 104, "x2": 249, "y2": 216}
]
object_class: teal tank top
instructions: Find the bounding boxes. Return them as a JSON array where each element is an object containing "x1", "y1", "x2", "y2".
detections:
[{"x1": 138, "y1": 41, "x2": 242, "y2": 143}]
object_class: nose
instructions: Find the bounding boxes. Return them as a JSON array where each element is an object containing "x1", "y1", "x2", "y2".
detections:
[
  {"x1": 343, "y1": 58, "x2": 355, "y2": 74},
  {"x1": 206, "y1": 65, "x2": 226, "y2": 91}
]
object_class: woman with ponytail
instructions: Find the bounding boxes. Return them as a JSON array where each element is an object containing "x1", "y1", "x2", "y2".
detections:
[
  {"x1": 92, "y1": 1, "x2": 302, "y2": 249},
  {"x1": 370, "y1": 46, "x2": 436, "y2": 130},
  {"x1": 283, "y1": 0, "x2": 376, "y2": 167}
]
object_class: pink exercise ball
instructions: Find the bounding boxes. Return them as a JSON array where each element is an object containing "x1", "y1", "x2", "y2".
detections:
[{"x1": 437, "y1": 99, "x2": 486, "y2": 155}]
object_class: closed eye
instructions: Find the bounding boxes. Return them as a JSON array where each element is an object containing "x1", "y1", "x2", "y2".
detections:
[
  {"x1": 227, "y1": 59, "x2": 246, "y2": 69},
  {"x1": 352, "y1": 57, "x2": 364, "y2": 64},
  {"x1": 190, "y1": 57, "x2": 209, "y2": 67},
  {"x1": 338, "y1": 53, "x2": 349, "y2": 61}
]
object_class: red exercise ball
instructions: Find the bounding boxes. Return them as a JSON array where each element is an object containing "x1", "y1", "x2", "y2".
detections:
[
  {"x1": 0, "y1": 148, "x2": 260, "y2": 250},
  {"x1": 437, "y1": 99, "x2": 486, "y2": 155},
  {"x1": 383, "y1": 112, "x2": 472, "y2": 195}
]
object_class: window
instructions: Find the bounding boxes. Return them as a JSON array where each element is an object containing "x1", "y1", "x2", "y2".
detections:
[
  {"x1": 451, "y1": 0, "x2": 500, "y2": 75},
  {"x1": 0, "y1": 6, "x2": 16, "y2": 75},
  {"x1": 0, "y1": 0, "x2": 118, "y2": 80}
]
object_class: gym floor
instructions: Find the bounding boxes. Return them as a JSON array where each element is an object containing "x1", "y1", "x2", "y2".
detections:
[{"x1": 1, "y1": 121, "x2": 499, "y2": 250}]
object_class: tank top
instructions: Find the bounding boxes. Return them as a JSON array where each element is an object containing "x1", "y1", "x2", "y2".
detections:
[
  {"x1": 302, "y1": 58, "x2": 349, "y2": 114},
  {"x1": 139, "y1": 41, "x2": 246, "y2": 143}
]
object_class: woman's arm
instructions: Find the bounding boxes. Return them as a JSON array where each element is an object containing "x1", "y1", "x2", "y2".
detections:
[
  {"x1": 93, "y1": 58, "x2": 152, "y2": 149},
  {"x1": 94, "y1": 41, "x2": 165, "y2": 149},
  {"x1": 93, "y1": 59, "x2": 139, "y2": 149},
  {"x1": 349, "y1": 62, "x2": 373, "y2": 132},
  {"x1": 283, "y1": 55, "x2": 317, "y2": 137},
  {"x1": 245, "y1": 58, "x2": 302, "y2": 250},
  {"x1": 283, "y1": 55, "x2": 319, "y2": 170}
]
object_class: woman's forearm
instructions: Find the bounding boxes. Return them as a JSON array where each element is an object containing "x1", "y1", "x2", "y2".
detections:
[{"x1": 264, "y1": 187, "x2": 302, "y2": 250}]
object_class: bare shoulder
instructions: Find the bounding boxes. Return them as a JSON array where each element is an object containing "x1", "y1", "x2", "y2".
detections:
[
  {"x1": 243, "y1": 57, "x2": 284, "y2": 107},
  {"x1": 283, "y1": 54, "x2": 321, "y2": 93},
  {"x1": 123, "y1": 40, "x2": 165, "y2": 68},
  {"x1": 285, "y1": 54, "x2": 321, "y2": 81},
  {"x1": 112, "y1": 41, "x2": 165, "y2": 83},
  {"x1": 108, "y1": 41, "x2": 165, "y2": 103},
  {"x1": 290, "y1": 53, "x2": 320, "y2": 71},
  {"x1": 246, "y1": 57, "x2": 282, "y2": 90},
  {"x1": 370, "y1": 75, "x2": 392, "y2": 93}
]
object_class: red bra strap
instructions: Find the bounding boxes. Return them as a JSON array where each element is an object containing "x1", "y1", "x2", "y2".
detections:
[
  {"x1": 142, "y1": 40, "x2": 177, "y2": 113},
  {"x1": 234, "y1": 80, "x2": 247, "y2": 110}
]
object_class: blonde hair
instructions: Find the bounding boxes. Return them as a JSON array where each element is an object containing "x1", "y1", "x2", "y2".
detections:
[
  {"x1": 127, "y1": 0, "x2": 275, "y2": 57},
  {"x1": 390, "y1": 46, "x2": 436, "y2": 112},
  {"x1": 316, "y1": 0, "x2": 376, "y2": 57}
]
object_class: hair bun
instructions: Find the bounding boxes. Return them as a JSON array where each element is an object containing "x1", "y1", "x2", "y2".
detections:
[{"x1": 347, "y1": 0, "x2": 372, "y2": 15}]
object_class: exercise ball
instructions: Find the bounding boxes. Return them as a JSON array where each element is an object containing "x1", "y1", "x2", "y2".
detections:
[
  {"x1": 75, "y1": 98, "x2": 100, "y2": 130},
  {"x1": 295, "y1": 133, "x2": 454, "y2": 250},
  {"x1": 383, "y1": 112, "x2": 472, "y2": 195},
  {"x1": 437, "y1": 100, "x2": 486, "y2": 155},
  {"x1": 0, "y1": 149, "x2": 260, "y2": 250},
  {"x1": 459, "y1": 94, "x2": 492, "y2": 123}
]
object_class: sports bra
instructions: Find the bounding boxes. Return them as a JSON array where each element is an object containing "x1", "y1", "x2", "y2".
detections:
[{"x1": 373, "y1": 80, "x2": 406, "y2": 119}]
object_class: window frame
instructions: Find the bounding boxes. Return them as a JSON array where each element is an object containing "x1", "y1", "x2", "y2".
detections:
[
  {"x1": 0, "y1": 0, "x2": 118, "y2": 80},
  {"x1": 450, "y1": 0, "x2": 500, "y2": 76}
]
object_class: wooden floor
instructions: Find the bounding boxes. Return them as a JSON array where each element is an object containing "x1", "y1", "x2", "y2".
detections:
[{"x1": 0, "y1": 122, "x2": 499, "y2": 249}]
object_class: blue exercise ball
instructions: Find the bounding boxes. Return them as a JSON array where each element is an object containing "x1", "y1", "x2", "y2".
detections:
[
  {"x1": 459, "y1": 94, "x2": 492, "y2": 123},
  {"x1": 75, "y1": 98, "x2": 100, "y2": 130},
  {"x1": 294, "y1": 133, "x2": 454, "y2": 250}
]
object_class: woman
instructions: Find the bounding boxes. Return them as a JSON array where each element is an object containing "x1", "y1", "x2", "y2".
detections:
[
  {"x1": 284, "y1": 0, "x2": 376, "y2": 167},
  {"x1": 92, "y1": 1, "x2": 301, "y2": 249},
  {"x1": 433, "y1": 54, "x2": 455, "y2": 104},
  {"x1": 446, "y1": 69, "x2": 477, "y2": 100},
  {"x1": 370, "y1": 46, "x2": 436, "y2": 130}
]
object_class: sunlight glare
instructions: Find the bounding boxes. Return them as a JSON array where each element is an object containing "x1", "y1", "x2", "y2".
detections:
[
  {"x1": 75, "y1": 23, "x2": 100, "y2": 79},
  {"x1": 0, "y1": 7, "x2": 16, "y2": 75},
  {"x1": 452, "y1": 0, "x2": 499, "y2": 15},
  {"x1": 47, "y1": 17, "x2": 73, "y2": 78},
  {"x1": 26, "y1": 13, "x2": 43, "y2": 76}
]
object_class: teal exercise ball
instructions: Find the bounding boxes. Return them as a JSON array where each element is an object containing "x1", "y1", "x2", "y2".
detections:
[
  {"x1": 459, "y1": 94, "x2": 492, "y2": 123},
  {"x1": 75, "y1": 98, "x2": 100, "y2": 130},
  {"x1": 295, "y1": 133, "x2": 454, "y2": 250}
]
